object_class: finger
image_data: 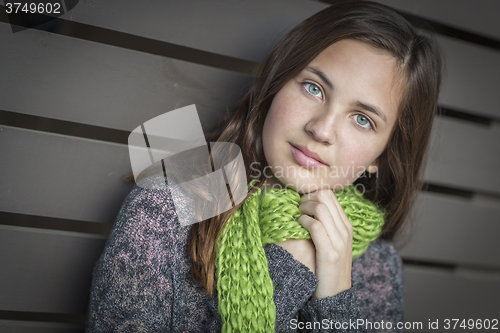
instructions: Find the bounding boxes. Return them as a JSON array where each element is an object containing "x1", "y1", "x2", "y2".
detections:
[
  {"x1": 313, "y1": 188, "x2": 353, "y2": 238},
  {"x1": 298, "y1": 214, "x2": 346, "y2": 262},
  {"x1": 298, "y1": 201, "x2": 345, "y2": 247},
  {"x1": 300, "y1": 191, "x2": 350, "y2": 241},
  {"x1": 300, "y1": 190, "x2": 339, "y2": 222},
  {"x1": 330, "y1": 190, "x2": 354, "y2": 236},
  {"x1": 297, "y1": 214, "x2": 338, "y2": 250}
]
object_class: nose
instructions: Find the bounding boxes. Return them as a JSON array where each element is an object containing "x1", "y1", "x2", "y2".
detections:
[{"x1": 305, "y1": 109, "x2": 336, "y2": 145}]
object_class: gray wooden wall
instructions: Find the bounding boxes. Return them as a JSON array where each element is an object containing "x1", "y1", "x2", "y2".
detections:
[{"x1": 1, "y1": 0, "x2": 499, "y2": 332}]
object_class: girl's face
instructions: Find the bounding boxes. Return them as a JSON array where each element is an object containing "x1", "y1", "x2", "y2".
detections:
[{"x1": 261, "y1": 39, "x2": 402, "y2": 193}]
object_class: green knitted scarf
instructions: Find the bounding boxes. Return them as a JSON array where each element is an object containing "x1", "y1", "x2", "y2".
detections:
[{"x1": 215, "y1": 183, "x2": 385, "y2": 332}]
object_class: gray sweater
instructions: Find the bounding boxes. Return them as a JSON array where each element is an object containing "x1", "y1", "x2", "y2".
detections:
[{"x1": 86, "y1": 176, "x2": 404, "y2": 332}]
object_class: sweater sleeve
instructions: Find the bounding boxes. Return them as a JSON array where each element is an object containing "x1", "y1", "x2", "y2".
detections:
[
  {"x1": 298, "y1": 288, "x2": 362, "y2": 332},
  {"x1": 265, "y1": 239, "x2": 404, "y2": 333},
  {"x1": 86, "y1": 183, "x2": 177, "y2": 332},
  {"x1": 264, "y1": 243, "x2": 320, "y2": 332},
  {"x1": 264, "y1": 243, "x2": 362, "y2": 333},
  {"x1": 85, "y1": 174, "x2": 213, "y2": 332}
]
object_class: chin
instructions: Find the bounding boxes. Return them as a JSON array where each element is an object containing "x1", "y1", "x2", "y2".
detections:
[{"x1": 293, "y1": 178, "x2": 348, "y2": 194}]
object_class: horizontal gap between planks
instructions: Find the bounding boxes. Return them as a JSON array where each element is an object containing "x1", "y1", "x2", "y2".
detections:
[
  {"x1": 404, "y1": 258, "x2": 500, "y2": 279},
  {"x1": 438, "y1": 106, "x2": 493, "y2": 126},
  {"x1": 0, "y1": 211, "x2": 113, "y2": 236},
  {"x1": 402, "y1": 258, "x2": 457, "y2": 271},
  {"x1": 422, "y1": 183, "x2": 474, "y2": 199},
  {"x1": 0, "y1": 310, "x2": 86, "y2": 327},
  {"x1": 0, "y1": 109, "x2": 130, "y2": 144}
]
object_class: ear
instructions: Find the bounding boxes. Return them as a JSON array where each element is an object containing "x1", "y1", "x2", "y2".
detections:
[{"x1": 367, "y1": 158, "x2": 379, "y2": 174}]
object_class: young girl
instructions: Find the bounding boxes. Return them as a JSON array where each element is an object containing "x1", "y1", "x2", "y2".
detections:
[{"x1": 86, "y1": 2, "x2": 442, "y2": 332}]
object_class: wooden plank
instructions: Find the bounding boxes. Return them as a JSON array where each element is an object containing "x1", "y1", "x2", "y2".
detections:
[
  {"x1": 374, "y1": 0, "x2": 500, "y2": 40},
  {"x1": 436, "y1": 35, "x2": 500, "y2": 120},
  {"x1": 424, "y1": 117, "x2": 500, "y2": 194},
  {"x1": 58, "y1": 0, "x2": 328, "y2": 64},
  {"x1": 0, "y1": 126, "x2": 133, "y2": 224},
  {"x1": 0, "y1": 22, "x2": 252, "y2": 134},
  {"x1": 404, "y1": 266, "x2": 500, "y2": 332},
  {"x1": 0, "y1": 226, "x2": 106, "y2": 314},
  {"x1": 399, "y1": 192, "x2": 500, "y2": 268}
]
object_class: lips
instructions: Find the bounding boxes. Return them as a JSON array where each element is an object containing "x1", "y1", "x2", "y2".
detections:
[{"x1": 290, "y1": 143, "x2": 328, "y2": 168}]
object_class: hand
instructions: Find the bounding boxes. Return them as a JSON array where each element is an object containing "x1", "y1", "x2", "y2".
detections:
[{"x1": 296, "y1": 189, "x2": 354, "y2": 298}]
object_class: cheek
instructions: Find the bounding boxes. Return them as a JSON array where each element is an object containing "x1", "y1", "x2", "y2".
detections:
[
  {"x1": 262, "y1": 102, "x2": 282, "y2": 161},
  {"x1": 269, "y1": 92, "x2": 300, "y2": 124},
  {"x1": 263, "y1": 92, "x2": 301, "y2": 139},
  {"x1": 262, "y1": 106, "x2": 278, "y2": 147},
  {"x1": 341, "y1": 137, "x2": 383, "y2": 168}
]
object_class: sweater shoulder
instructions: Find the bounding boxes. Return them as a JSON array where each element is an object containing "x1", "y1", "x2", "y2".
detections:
[
  {"x1": 358, "y1": 238, "x2": 403, "y2": 268},
  {"x1": 104, "y1": 174, "x2": 195, "y2": 262}
]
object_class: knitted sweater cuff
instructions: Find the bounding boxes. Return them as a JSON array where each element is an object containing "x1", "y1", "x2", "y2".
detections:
[
  {"x1": 264, "y1": 243, "x2": 319, "y2": 329},
  {"x1": 301, "y1": 286, "x2": 363, "y2": 332}
]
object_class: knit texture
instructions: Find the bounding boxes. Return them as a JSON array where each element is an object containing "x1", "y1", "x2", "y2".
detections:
[{"x1": 216, "y1": 184, "x2": 385, "y2": 332}]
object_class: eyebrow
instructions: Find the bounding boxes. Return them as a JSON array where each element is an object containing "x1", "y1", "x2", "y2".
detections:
[
  {"x1": 305, "y1": 66, "x2": 388, "y2": 123},
  {"x1": 356, "y1": 102, "x2": 388, "y2": 123},
  {"x1": 305, "y1": 66, "x2": 333, "y2": 90}
]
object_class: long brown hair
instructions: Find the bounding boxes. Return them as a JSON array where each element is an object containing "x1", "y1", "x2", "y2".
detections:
[{"x1": 188, "y1": 1, "x2": 443, "y2": 296}]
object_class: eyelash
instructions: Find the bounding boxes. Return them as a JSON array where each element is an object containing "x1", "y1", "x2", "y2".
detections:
[
  {"x1": 301, "y1": 82, "x2": 323, "y2": 99},
  {"x1": 351, "y1": 114, "x2": 375, "y2": 131}
]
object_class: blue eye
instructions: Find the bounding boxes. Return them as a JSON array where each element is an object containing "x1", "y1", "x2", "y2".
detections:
[
  {"x1": 353, "y1": 114, "x2": 374, "y2": 130},
  {"x1": 303, "y1": 82, "x2": 323, "y2": 99}
]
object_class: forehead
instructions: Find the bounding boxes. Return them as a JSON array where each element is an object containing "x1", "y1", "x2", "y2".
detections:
[{"x1": 306, "y1": 39, "x2": 403, "y2": 124}]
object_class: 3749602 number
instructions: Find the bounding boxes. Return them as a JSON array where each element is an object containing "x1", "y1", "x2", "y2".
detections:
[
  {"x1": 444, "y1": 319, "x2": 498, "y2": 330},
  {"x1": 5, "y1": 2, "x2": 62, "y2": 14}
]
